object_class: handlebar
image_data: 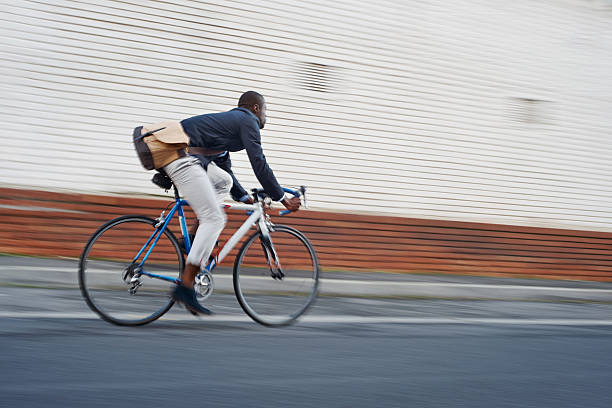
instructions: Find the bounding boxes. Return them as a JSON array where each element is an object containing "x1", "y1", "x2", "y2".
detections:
[{"x1": 251, "y1": 186, "x2": 307, "y2": 216}]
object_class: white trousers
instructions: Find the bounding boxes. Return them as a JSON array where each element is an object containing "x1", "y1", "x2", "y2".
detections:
[{"x1": 163, "y1": 156, "x2": 232, "y2": 267}]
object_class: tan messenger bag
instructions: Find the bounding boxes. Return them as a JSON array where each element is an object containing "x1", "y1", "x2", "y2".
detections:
[{"x1": 132, "y1": 120, "x2": 189, "y2": 170}]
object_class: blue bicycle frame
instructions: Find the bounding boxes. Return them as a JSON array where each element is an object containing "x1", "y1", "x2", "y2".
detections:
[
  {"x1": 129, "y1": 186, "x2": 300, "y2": 284},
  {"x1": 131, "y1": 196, "x2": 189, "y2": 284}
]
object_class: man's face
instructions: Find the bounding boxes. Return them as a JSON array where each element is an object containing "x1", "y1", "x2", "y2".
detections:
[{"x1": 256, "y1": 101, "x2": 267, "y2": 129}]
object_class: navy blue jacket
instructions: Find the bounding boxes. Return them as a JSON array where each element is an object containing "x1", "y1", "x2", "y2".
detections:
[{"x1": 181, "y1": 107, "x2": 284, "y2": 201}]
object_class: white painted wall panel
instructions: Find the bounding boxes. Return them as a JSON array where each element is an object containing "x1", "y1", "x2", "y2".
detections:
[{"x1": 1, "y1": 0, "x2": 612, "y2": 231}]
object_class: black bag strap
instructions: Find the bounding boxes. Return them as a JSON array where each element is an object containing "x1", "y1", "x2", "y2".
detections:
[{"x1": 134, "y1": 127, "x2": 166, "y2": 141}]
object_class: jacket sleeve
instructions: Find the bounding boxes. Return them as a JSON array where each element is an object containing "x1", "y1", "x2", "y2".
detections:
[
  {"x1": 212, "y1": 153, "x2": 249, "y2": 202},
  {"x1": 238, "y1": 120, "x2": 284, "y2": 201}
]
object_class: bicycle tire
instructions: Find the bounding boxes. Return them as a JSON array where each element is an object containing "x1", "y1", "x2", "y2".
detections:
[
  {"x1": 79, "y1": 215, "x2": 184, "y2": 326},
  {"x1": 233, "y1": 224, "x2": 319, "y2": 326}
]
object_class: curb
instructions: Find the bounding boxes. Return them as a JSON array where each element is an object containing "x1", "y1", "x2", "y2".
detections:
[{"x1": 2, "y1": 257, "x2": 612, "y2": 302}]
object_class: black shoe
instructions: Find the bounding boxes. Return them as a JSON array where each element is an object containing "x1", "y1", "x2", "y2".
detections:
[{"x1": 171, "y1": 284, "x2": 213, "y2": 316}]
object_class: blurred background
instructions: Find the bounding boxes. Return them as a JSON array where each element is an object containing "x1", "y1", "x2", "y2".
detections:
[
  {"x1": 3, "y1": 2, "x2": 612, "y2": 407},
  {"x1": 2, "y1": 0, "x2": 612, "y2": 279}
]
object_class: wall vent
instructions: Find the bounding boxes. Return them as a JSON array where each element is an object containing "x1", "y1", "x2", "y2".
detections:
[
  {"x1": 509, "y1": 97, "x2": 552, "y2": 124},
  {"x1": 294, "y1": 62, "x2": 341, "y2": 93}
]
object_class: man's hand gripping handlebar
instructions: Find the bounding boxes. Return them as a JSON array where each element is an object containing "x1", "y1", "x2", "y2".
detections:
[
  {"x1": 279, "y1": 186, "x2": 306, "y2": 215},
  {"x1": 251, "y1": 186, "x2": 306, "y2": 215}
]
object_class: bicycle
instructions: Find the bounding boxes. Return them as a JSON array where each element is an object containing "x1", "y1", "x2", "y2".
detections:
[{"x1": 78, "y1": 175, "x2": 319, "y2": 327}]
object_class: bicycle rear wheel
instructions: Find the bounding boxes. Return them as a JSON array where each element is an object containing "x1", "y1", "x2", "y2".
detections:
[
  {"x1": 233, "y1": 224, "x2": 319, "y2": 326},
  {"x1": 79, "y1": 215, "x2": 184, "y2": 326}
]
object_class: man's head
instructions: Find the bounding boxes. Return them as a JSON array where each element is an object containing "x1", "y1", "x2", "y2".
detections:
[{"x1": 238, "y1": 91, "x2": 266, "y2": 129}]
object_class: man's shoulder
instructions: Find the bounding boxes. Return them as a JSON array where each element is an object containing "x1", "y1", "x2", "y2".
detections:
[{"x1": 230, "y1": 109, "x2": 260, "y2": 132}]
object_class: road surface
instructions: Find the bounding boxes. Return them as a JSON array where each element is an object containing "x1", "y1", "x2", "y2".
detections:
[{"x1": 1, "y1": 287, "x2": 612, "y2": 407}]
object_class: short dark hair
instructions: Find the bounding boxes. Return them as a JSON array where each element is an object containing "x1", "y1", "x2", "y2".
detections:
[{"x1": 238, "y1": 91, "x2": 265, "y2": 108}]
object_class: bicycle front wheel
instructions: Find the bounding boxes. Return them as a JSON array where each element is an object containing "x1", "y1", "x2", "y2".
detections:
[
  {"x1": 233, "y1": 225, "x2": 319, "y2": 326},
  {"x1": 79, "y1": 215, "x2": 184, "y2": 326}
]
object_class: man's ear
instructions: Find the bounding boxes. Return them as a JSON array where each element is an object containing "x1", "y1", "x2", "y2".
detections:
[{"x1": 252, "y1": 104, "x2": 260, "y2": 113}]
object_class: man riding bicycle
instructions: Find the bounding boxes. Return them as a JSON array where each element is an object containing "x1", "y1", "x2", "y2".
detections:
[{"x1": 157, "y1": 91, "x2": 301, "y2": 315}]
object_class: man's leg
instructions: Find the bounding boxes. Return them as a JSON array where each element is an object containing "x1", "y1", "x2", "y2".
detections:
[
  {"x1": 188, "y1": 161, "x2": 233, "y2": 236},
  {"x1": 163, "y1": 156, "x2": 226, "y2": 314}
]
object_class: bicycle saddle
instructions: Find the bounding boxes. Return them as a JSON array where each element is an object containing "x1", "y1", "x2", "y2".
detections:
[{"x1": 152, "y1": 171, "x2": 173, "y2": 190}]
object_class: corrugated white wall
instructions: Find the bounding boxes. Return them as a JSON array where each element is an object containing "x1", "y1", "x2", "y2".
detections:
[{"x1": 1, "y1": 0, "x2": 612, "y2": 231}]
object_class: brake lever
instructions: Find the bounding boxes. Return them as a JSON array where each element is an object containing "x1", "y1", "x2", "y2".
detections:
[{"x1": 300, "y1": 185, "x2": 307, "y2": 208}]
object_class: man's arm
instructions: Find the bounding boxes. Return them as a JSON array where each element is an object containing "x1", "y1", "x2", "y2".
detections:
[
  {"x1": 212, "y1": 153, "x2": 251, "y2": 202},
  {"x1": 238, "y1": 120, "x2": 285, "y2": 202}
]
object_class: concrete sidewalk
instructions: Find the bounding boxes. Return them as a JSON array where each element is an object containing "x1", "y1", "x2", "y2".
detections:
[{"x1": 2, "y1": 254, "x2": 612, "y2": 302}]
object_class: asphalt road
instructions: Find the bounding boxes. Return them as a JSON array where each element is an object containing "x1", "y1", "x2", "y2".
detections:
[{"x1": 2, "y1": 287, "x2": 612, "y2": 408}]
